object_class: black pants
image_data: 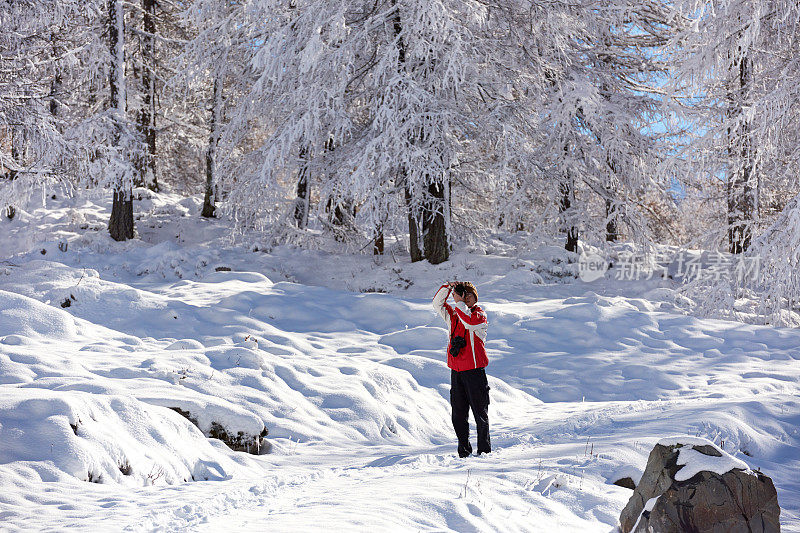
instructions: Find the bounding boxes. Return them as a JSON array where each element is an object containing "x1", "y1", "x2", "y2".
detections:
[{"x1": 450, "y1": 367, "x2": 491, "y2": 457}]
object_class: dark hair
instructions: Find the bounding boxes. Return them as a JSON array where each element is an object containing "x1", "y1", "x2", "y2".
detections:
[{"x1": 454, "y1": 281, "x2": 478, "y2": 301}]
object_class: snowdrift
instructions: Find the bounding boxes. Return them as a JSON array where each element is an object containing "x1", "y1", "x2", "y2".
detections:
[{"x1": 0, "y1": 389, "x2": 241, "y2": 486}]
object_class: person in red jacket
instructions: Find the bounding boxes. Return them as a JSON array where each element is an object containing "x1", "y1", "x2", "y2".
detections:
[{"x1": 432, "y1": 281, "x2": 490, "y2": 457}]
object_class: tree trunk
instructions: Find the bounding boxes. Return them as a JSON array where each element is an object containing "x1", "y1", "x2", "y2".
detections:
[
  {"x1": 202, "y1": 77, "x2": 222, "y2": 218},
  {"x1": 559, "y1": 149, "x2": 579, "y2": 253},
  {"x1": 559, "y1": 180, "x2": 579, "y2": 253},
  {"x1": 603, "y1": 155, "x2": 620, "y2": 243},
  {"x1": 7, "y1": 127, "x2": 20, "y2": 181},
  {"x1": 422, "y1": 178, "x2": 449, "y2": 264},
  {"x1": 392, "y1": 1, "x2": 448, "y2": 263},
  {"x1": 49, "y1": 34, "x2": 62, "y2": 119},
  {"x1": 404, "y1": 182, "x2": 422, "y2": 262},
  {"x1": 727, "y1": 52, "x2": 756, "y2": 254},
  {"x1": 108, "y1": 0, "x2": 134, "y2": 241},
  {"x1": 4, "y1": 126, "x2": 18, "y2": 218},
  {"x1": 109, "y1": 190, "x2": 134, "y2": 240},
  {"x1": 374, "y1": 225, "x2": 384, "y2": 255},
  {"x1": 605, "y1": 198, "x2": 619, "y2": 242},
  {"x1": 139, "y1": 0, "x2": 158, "y2": 191},
  {"x1": 49, "y1": 73, "x2": 62, "y2": 117},
  {"x1": 293, "y1": 143, "x2": 310, "y2": 228}
]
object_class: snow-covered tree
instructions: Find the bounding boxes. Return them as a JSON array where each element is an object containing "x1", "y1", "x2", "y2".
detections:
[
  {"x1": 177, "y1": 0, "x2": 261, "y2": 218},
  {"x1": 508, "y1": 0, "x2": 675, "y2": 252},
  {"x1": 664, "y1": 0, "x2": 800, "y2": 323},
  {"x1": 669, "y1": 0, "x2": 800, "y2": 253},
  {"x1": 211, "y1": 0, "x2": 547, "y2": 263},
  {"x1": 0, "y1": 0, "x2": 90, "y2": 216}
]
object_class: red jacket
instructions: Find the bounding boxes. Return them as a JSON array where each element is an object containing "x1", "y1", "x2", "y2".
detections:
[{"x1": 432, "y1": 284, "x2": 488, "y2": 371}]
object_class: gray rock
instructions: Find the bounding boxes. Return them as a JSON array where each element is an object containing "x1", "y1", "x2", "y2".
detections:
[
  {"x1": 620, "y1": 441, "x2": 780, "y2": 533},
  {"x1": 620, "y1": 442, "x2": 685, "y2": 531},
  {"x1": 614, "y1": 477, "x2": 637, "y2": 490}
]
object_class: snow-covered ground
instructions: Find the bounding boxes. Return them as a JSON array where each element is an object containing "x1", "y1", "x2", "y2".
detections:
[{"x1": 1, "y1": 191, "x2": 799, "y2": 532}]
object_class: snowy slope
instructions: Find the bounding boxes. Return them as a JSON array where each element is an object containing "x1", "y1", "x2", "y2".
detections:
[{"x1": 1, "y1": 191, "x2": 798, "y2": 532}]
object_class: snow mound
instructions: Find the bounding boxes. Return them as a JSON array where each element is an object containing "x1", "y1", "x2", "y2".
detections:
[
  {"x1": 140, "y1": 393, "x2": 266, "y2": 445},
  {"x1": 0, "y1": 389, "x2": 242, "y2": 486},
  {"x1": 0, "y1": 289, "x2": 78, "y2": 340},
  {"x1": 0, "y1": 260, "x2": 172, "y2": 338}
]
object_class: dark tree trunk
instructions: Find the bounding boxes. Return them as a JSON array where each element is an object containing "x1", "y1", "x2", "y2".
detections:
[
  {"x1": 603, "y1": 155, "x2": 620, "y2": 243},
  {"x1": 422, "y1": 179, "x2": 449, "y2": 264},
  {"x1": 394, "y1": 3, "x2": 447, "y2": 262},
  {"x1": 49, "y1": 34, "x2": 62, "y2": 118},
  {"x1": 404, "y1": 182, "x2": 422, "y2": 262},
  {"x1": 5, "y1": 128, "x2": 19, "y2": 218},
  {"x1": 202, "y1": 77, "x2": 221, "y2": 218},
  {"x1": 605, "y1": 198, "x2": 619, "y2": 242},
  {"x1": 49, "y1": 75, "x2": 62, "y2": 116},
  {"x1": 392, "y1": 1, "x2": 449, "y2": 263},
  {"x1": 84, "y1": 70, "x2": 99, "y2": 172},
  {"x1": 138, "y1": 0, "x2": 158, "y2": 191},
  {"x1": 727, "y1": 52, "x2": 756, "y2": 254},
  {"x1": 8, "y1": 127, "x2": 20, "y2": 181},
  {"x1": 109, "y1": 190, "x2": 134, "y2": 240},
  {"x1": 392, "y1": 0, "x2": 405, "y2": 65},
  {"x1": 294, "y1": 143, "x2": 310, "y2": 228},
  {"x1": 559, "y1": 183, "x2": 579, "y2": 252},
  {"x1": 374, "y1": 225, "x2": 384, "y2": 255},
  {"x1": 559, "y1": 165, "x2": 579, "y2": 252},
  {"x1": 108, "y1": 0, "x2": 134, "y2": 241}
]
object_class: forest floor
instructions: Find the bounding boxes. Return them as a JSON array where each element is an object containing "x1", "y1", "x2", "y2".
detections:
[{"x1": 1, "y1": 190, "x2": 798, "y2": 532}]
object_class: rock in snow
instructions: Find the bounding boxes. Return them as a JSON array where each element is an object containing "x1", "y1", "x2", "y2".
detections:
[{"x1": 620, "y1": 437, "x2": 781, "y2": 533}]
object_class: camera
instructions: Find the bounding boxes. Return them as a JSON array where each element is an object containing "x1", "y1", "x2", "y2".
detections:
[
  {"x1": 453, "y1": 283, "x2": 466, "y2": 297},
  {"x1": 450, "y1": 335, "x2": 466, "y2": 356}
]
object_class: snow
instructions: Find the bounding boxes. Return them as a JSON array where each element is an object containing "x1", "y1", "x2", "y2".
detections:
[
  {"x1": 0, "y1": 389, "x2": 241, "y2": 487},
  {"x1": 662, "y1": 437, "x2": 753, "y2": 482},
  {"x1": 1, "y1": 191, "x2": 799, "y2": 531}
]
